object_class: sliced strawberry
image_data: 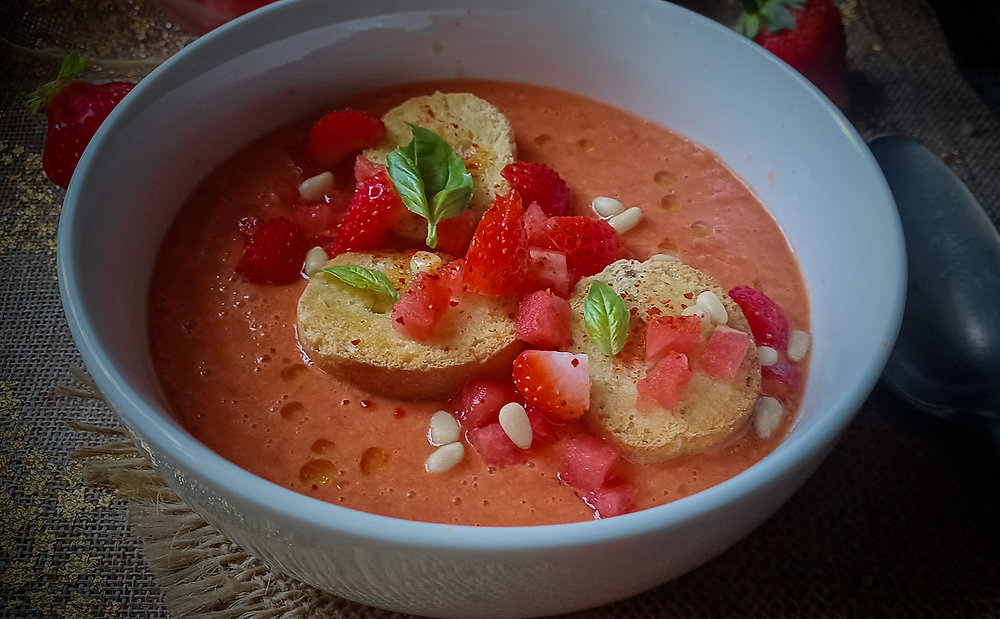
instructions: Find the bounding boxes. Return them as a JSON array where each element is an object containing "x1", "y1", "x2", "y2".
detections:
[
  {"x1": 307, "y1": 109, "x2": 385, "y2": 168},
  {"x1": 467, "y1": 422, "x2": 527, "y2": 466},
  {"x1": 700, "y1": 325, "x2": 751, "y2": 382},
  {"x1": 542, "y1": 216, "x2": 626, "y2": 282},
  {"x1": 235, "y1": 216, "x2": 309, "y2": 285},
  {"x1": 516, "y1": 289, "x2": 573, "y2": 349},
  {"x1": 501, "y1": 161, "x2": 572, "y2": 216},
  {"x1": 559, "y1": 434, "x2": 620, "y2": 492},
  {"x1": 434, "y1": 208, "x2": 480, "y2": 256},
  {"x1": 728, "y1": 286, "x2": 790, "y2": 350},
  {"x1": 762, "y1": 359, "x2": 802, "y2": 403},
  {"x1": 581, "y1": 483, "x2": 637, "y2": 519},
  {"x1": 512, "y1": 350, "x2": 590, "y2": 421},
  {"x1": 645, "y1": 314, "x2": 702, "y2": 366},
  {"x1": 287, "y1": 190, "x2": 352, "y2": 244},
  {"x1": 463, "y1": 190, "x2": 530, "y2": 296},
  {"x1": 449, "y1": 378, "x2": 518, "y2": 430},
  {"x1": 636, "y1": 352, "x2": 693, "y2": 413},
  {"x1": 329, "y1": 171, "x2": 406, "y2": 255}
]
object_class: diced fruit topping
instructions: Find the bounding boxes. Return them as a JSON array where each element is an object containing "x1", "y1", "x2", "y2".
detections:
[
  {"x1": 516, "y1": 289, "x2": 573, "y2": 349},
  {"x1": 463, "y1": 190, "x2": 530, "y2": 296},
  {"x1": 307, "y1": 109, "x2": 385, "y2": 168},
  {"x1": 449, "y1": 378, "x2": 518, "y2": 429},
  {"x1": 329, "y1": 171, "x2": 406, "y2": 255},
  {"x1": 391, "y1": 270, "x2": 452, "y2": 341},
  {"x1": 512, "y1": 350, "x2": 590, "y2": 421},
  {"x1": 354, "y1": 154, "x2": 386, "y2": 183},
  {"x1": 636, "y1": 352, "x2": 693, "y2": 413},
  {"x1": 700, "y1": 325, "x2": 751, "y2": 382},
  {"x1": 467, "y1": 422, "x2": 527, "y2": 466},
  {"x1": 433, "y1": 208, "x2": 480, "y2": 255},
  {"x1": 235, "y1": 217, "x2": 309, "y2": 285},
  {"x1": 581, "y1": 483, "x2": 637, "y2": 519},
  {"x1": 524, "y1": 405, "x2": 559, "y2": 445},
  {"x1": 542, "y1": 216, "x2": 626, "y2": 282},
  {"x1": 500, "y1": 161, "x2": 573, "y2": 216},
  {"x1": 762, "y1": 359, "x2": 802, "y2": 403},
  {"x1": 559, "y1": 434, "x2": 620, "y2": 492},
  {"x1": 524, "y1": 248, "x2": 571, "y2": 297},
  {"x1": 645, "y1": 314, "x2": 702, "y2": 366},
  {"x1": 523, "y1": 201, "x2": 551, "y2": 246},
  {"x1": 728, "y1": 286, "x2": 790, "y2": 350}
]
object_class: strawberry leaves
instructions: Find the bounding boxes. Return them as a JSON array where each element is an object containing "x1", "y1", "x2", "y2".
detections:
[
  {"x1": 735, "y1": 0, "x2": 806, "y2": 38},
  {"x1": 386, "y1": 126, "x2": 474, "y2": 249}
]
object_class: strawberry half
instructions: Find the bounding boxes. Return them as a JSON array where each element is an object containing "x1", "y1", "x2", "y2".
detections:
[
  {"x1": 29, "y1": 54, "x2": 134, "y2": 189},
  {"x1": 329, "y1": 171, "x2": 406, "y2": 255},
  {"x1": 463, "y1": 190, "x2": 530, "y2": 296},
  {"x1": 236, "y1": 216, "x2": 310, "y2": 285},
  {"x1": 541, "y1": 216, "x2": 626, "y2": 281},
  {"x1": 501, "y1": 161, "x2": 573, "y2": 216},
  {"x1": 735, "y1": 0, "x2": 848, "y2": 109},
  {"x1": 728, "y1": 285, "x2": 790, "y2": 350},
  {"x1": 307, "y1": 109, "x2": 386, "y2": 168},
  {"x1": 511, "y1": 350, "x2": 590, "y2": 422}
]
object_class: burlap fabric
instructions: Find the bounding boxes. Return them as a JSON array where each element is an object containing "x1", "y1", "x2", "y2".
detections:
[{"x1": 1, "y1": 0, "x2": 998, "y2": 617}]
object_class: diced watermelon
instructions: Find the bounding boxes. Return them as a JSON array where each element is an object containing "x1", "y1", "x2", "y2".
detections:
[
  {"x1": 558, "y1": 434, "x2": 620, "y2": 492},
  {"x1": 467, "y1": 422, "x2": 527, "y2": 466},
  {"x1": 449, "y1": 378, "x2": 518, "y2": 429},
  {"x1": 645, "y1": 314, "x2": 702, "y2": 366},
  {"x1": 516, "y1": 289, "x2": 573, "y2": 349},
  {"x1": 524, "y1": 405, "x2": 559, "y2": 445},
  {"x1": 523, "y1": 201, "x2": 551, "y2": 246},
  {"x1": 636, "y1": 352, "x2": 693, "y2": 413},
  {"x1": 762, "y1": 358, "x2": 802, "y2": 402},
  {"x1": 390, "y1": 270, "x2": 452, "y2": 341},
  {"x1": 700, "y1": 325, "x2": 750, "y2": 382},
  {"x1": 523, "y1": 248, "x2": 571, "y2": 297},
  {"x1": 581, "y1": 483, "x2": 637, "y2": 519}
]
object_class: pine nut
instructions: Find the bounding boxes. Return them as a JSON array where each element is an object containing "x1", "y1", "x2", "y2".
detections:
[
  {"x1": 650, "y1": 253, "x2": 680, "y2": 262},
  {"x1": 428, "y1": 410, "x2": 460, "y2": 446},
  {"x1": 681, "y1": 304, "x2": 707, "y2": 320},
  {"x1": 591, "y1": 196, "x2": 626, "y2": 218},
  {"x1": 410, "y1": 251, "x2": 443, "y2": 274},
  {"x1": 787, "y1": 329, "x2": 811, "y2": 362},
  {"x1": 498, "y1": 402, "x2": 532, "y2": 449},
  {"x1": 303, "y1": 246, "x2": 329, "y2": 275},
  {"x1": 425, "y1": 442, "x2": 464, "y2": 473},
  {"x1": 758, "y1": 345, "x2": 778, "y2": 366},
  {"x1": 607, "y1": 206, "x2": 642, "y2": 234},
  {"x1": 753, "y1": 396, "x2": 783, "y2": 439},
  {"x1": 298, "y1": 171, "x2": 334, "y2": 201},
  {"x1": 696, "y1": 291, "x2": 728, "y2": 325}
]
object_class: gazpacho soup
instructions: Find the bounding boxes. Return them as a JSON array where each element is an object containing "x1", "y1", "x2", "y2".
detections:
[{"x1": 149, "y1": 80, "x2": 810, "y2": 526}]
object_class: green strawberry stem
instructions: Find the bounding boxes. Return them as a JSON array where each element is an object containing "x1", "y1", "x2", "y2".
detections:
[
  {"x1": 735, "y1": 0, "x2": 805, "y2": 38},
  {"x1": 26, "y1": 53, "x2": 88, "y2": 113}
]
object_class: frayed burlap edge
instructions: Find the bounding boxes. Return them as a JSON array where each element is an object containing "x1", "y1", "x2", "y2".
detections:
[{"x1": 61, "y1": 368, "x2": 408, "y2": 619}]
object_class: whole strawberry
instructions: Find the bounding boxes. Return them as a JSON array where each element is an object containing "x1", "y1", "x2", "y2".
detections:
[
  {"x1": 28, "y1": 54, "x2": 135, "y2": 189},
  {"x1": 734, "y1": 0, "x2": 848, "y2": 110}
]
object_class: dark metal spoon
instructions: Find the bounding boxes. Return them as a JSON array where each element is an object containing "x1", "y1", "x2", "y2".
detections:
[{"x1": 869, "y1": 135, "x2": 1000, "y2": 451}]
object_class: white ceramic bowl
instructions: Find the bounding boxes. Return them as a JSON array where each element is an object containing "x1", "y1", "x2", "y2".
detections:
[{"x1": 57, "y1": 1, "x2": 905, "y2": 617}]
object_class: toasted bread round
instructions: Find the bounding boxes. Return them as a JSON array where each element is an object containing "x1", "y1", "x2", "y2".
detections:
[
  {"x1": 297, "y1": 251, "x2": 522, "y2": 400},
  {"x1": 568, "y1": 258, "x2": 762, "y2": 462},
  {"x1": 362, "y1": 92, "x2": 516, "y2": 213}
]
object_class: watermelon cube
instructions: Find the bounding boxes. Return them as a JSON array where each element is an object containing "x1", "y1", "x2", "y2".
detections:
[
  {"x1": 524, "y1": 405, "x2": 559, "y2": 445},
  {"x1": 449, "y1": 378, "x2": 518, "y2": 429},
  {"x1": 700, "y1": 325, "x2": 751, "y2": 382},
  {"x1": 467, "y1": 422, "x2": 527, "y2": 466},
  {"x1": 636, "y1": 352, "x2": 693, "y2": 413},
  {"x1": 523, "y1": 201, "x2": 550, "y2": 247},
  {"x1": 645, "y1": 314, "x2": 702, "y2": 366},
  {"x1": 581, "y1": 483, "x2": 637, "y2": 519},
  {"x1": 391, "y1": 270, "x2": 452, "y2": 341},
  {"x1": 516, "y1": 289, "x2": 573, "y2": 349},
  {"x1": 524, "y1": 248, "x2": 571, "y2": 297},
  {"x1": 558, "y1": 434, "x2": 620, "y2": 492}
]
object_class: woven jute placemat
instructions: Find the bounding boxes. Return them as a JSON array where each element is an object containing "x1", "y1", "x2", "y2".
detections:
[{"x1": 1, "y1": 0, "x2": 998, "y2": 617}]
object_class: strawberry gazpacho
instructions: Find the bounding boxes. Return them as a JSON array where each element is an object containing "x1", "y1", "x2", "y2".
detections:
[{"x1": 148, "y1": 80, "x2": 810, "y2": 526}]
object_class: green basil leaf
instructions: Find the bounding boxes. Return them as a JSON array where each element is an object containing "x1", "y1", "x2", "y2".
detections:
[
  {"x1": 584, "y1": 281, "x2": 629, "y2": 356},
  {"x1": 322, "y1": 265, "x2": 400, "y2": 303},
  {"x1": 386, "y1": 125, "x2": 474, "y2": 249}
]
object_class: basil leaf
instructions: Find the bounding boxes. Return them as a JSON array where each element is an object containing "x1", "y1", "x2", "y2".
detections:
[
  {"x1": 322, "y1": 265, "x2": 400, "y2": 303},
  {"x1": 386, "y1": 125, "x2": 474, "y2": 249},
  {"x1": 584, "y1": 281, "x2": 629, "y2": 356}
]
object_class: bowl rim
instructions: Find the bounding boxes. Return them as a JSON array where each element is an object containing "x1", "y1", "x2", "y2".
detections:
[{"x1": 57, "y1": 0, "x2": 906, "y2": 550}]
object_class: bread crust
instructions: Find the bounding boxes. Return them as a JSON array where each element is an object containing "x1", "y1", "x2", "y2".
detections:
[
  {"x1": 362, "y1": 92, "x2": 516, "y2": 213},
  {"x1": 296, "y1": 251, "x2": 522, "y2": 400},
  {"x1": 568, "y1": 259, "x2": 762, "y2": 462}
]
